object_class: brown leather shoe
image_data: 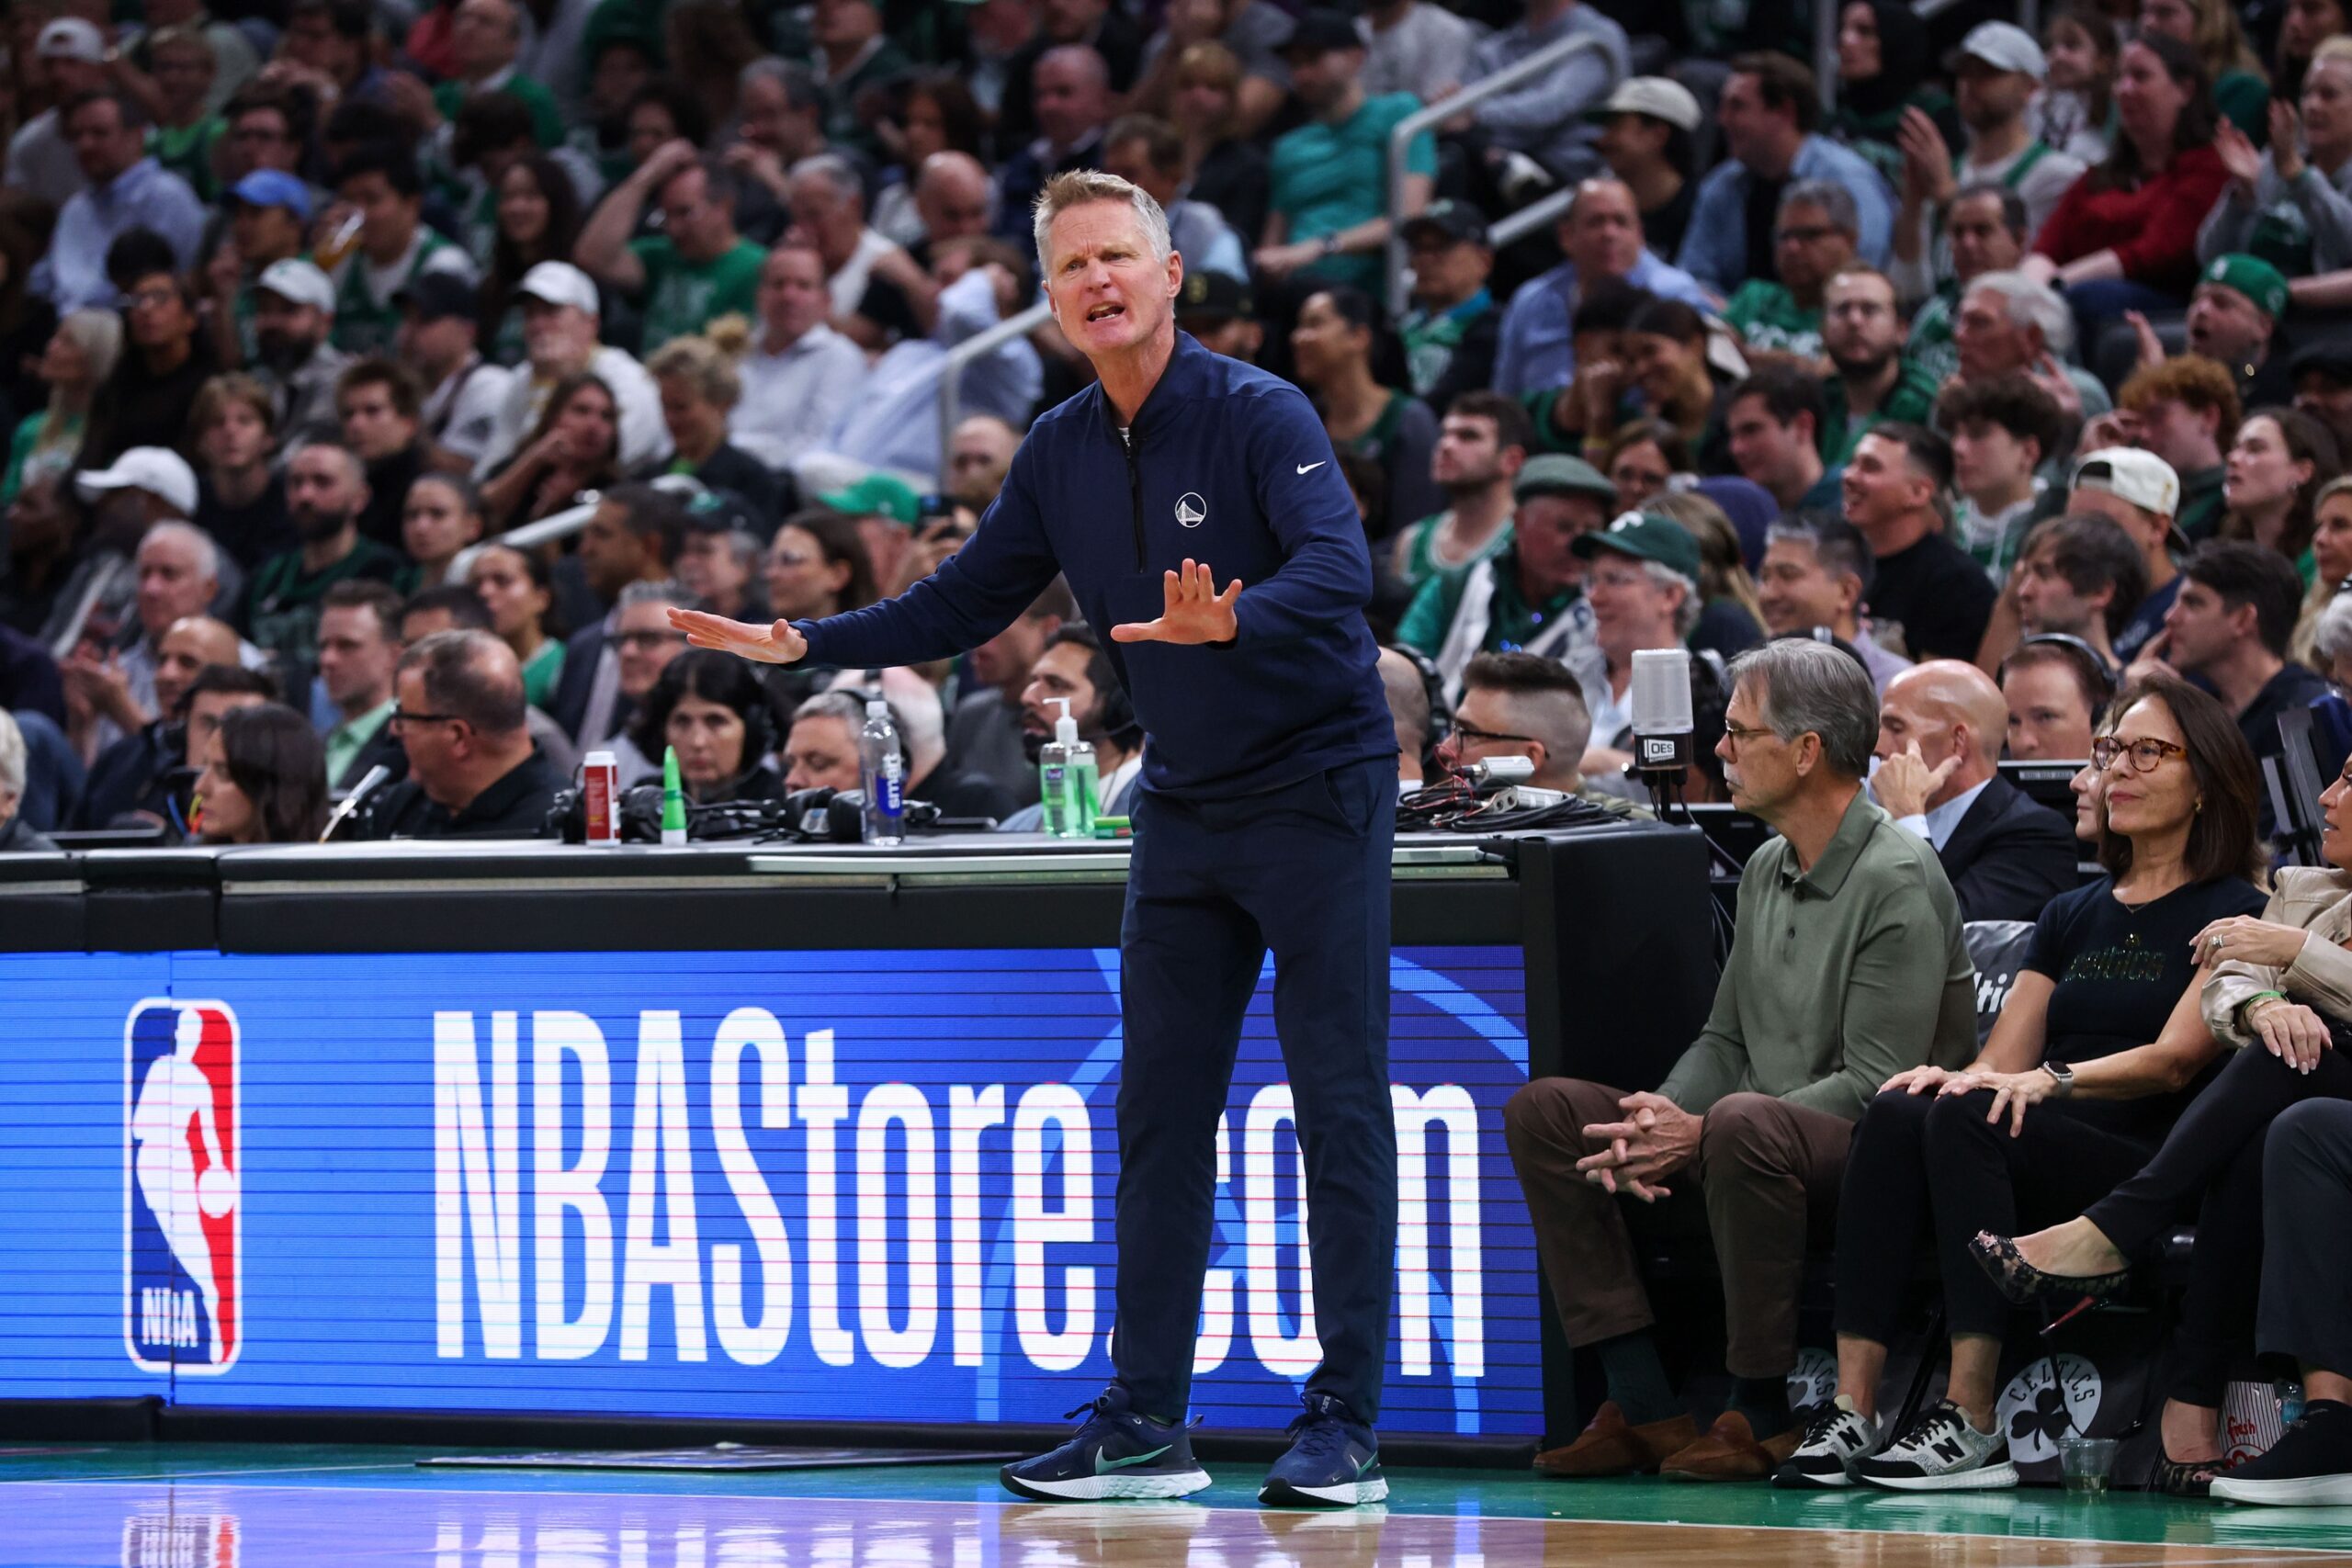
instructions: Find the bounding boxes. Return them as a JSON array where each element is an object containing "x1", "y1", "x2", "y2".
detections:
[
  {"x1": 1658, "y1": 1412, "x2": 1804, "y2": 1481},
  {"x1": 1533, "y1": 1402, "x2": 1701, "y2": 1478}
]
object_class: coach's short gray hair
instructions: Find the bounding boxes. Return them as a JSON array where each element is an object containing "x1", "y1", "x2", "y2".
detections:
[
  {"x1": 1965, "y1": 269, "x2": 2075, "y2": 358},
  {"x1": 1033, "y1": 169, "x2": 1171, "y2": 277},
  {"x1": 1725, "y1": 638, "x2": 1877, "y2": 778}
]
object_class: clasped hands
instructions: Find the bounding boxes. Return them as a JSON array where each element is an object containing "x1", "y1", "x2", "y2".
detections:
[{"x1": 1576, "y1": 1092, "x2": 1701, "y2": 1202}]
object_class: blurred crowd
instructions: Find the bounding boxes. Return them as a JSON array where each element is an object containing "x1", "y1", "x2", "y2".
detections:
[{"x1": 0, "y1": 0, "x2": 2346, "y2": 853}]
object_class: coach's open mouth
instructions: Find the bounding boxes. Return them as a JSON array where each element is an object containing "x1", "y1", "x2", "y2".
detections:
[{"x1": 1086, "y1": 303, "x2": 1125, "y2": 323}]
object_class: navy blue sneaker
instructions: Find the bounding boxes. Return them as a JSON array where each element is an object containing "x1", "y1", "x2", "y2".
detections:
[
  {"x1": 1259, "y1": 1393, "x2": 1388, "y2": 1507},
  {"x1": 1000, "y1": 1388, "x2": 1212, "y2": 1502}
]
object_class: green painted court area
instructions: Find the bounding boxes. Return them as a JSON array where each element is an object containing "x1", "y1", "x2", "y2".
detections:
[{"x1": 4, "y1": 1441, "x2": 2352, "y2": 1565}]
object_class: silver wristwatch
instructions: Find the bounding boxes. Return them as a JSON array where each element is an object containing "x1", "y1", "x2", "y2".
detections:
[{"x1": 2042, "y1": 1061, "x2": 2075, "y2": 1098}]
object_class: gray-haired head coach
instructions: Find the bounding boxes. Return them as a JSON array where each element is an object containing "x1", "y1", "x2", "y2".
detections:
[{"x1": 673, "y1": 169, "x2": 1398, "y2": 1509}]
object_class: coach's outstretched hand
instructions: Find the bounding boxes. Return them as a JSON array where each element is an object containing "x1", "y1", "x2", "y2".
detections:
[
  {"x1": 669, "y1": 607, "x2": 808, "y2": 664},
  {"x1": 1111, "y1": 559, "x2": 1241, "y2": 646}
]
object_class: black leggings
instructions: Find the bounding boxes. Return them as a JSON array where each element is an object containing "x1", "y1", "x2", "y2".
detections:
[
  {"x1": 1836, "y1": 1087, "x2": 2158, "y2": 1345},
  {"x1": 2082, "y1": 1044, "x2": 2352, "y2": 1406}
]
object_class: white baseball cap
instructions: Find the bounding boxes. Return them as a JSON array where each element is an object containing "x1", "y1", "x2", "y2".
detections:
[
  {"x1": 37, "y1": 17, "x2": 107, "y2": 63},
  {"x1": 1589, "y1": 76, "x2": 1703, "y2": 134},
  {"x1": 1952, "y1": 21, "x2": 2047, "y2": 81},
  {"x1": 255, "y1": 257, "x2": 336, "y2": 313},
  {"x1": 2072, "y1": 447, "x2": 2180, "y2": 518},
  {"x1": 517, "y1": 261, "x2": 600, "y2": 315},
  {"x1": 76, "y1": 448, "x2": 199, "y2": 518}
]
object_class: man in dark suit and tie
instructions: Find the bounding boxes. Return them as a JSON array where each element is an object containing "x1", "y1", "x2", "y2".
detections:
[{"x1": 1871, "y1": 660, "x2": 2077, "y2": 922}]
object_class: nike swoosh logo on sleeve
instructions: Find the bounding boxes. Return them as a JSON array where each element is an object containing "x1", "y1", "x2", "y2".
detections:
[{"x1": 1296, "y1": 461, "x2": 1326, "y2": 475}]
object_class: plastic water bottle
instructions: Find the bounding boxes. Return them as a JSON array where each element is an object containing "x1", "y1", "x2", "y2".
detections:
[{"x1": 860, "y1": 698, "x2": 905, "y2": 846}]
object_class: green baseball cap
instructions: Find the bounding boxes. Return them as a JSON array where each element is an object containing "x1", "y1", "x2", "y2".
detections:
[
  {"x1": 818, "y1": 472, "x2": 923, "y2": 526},
  {"x1": 1571, "y1": 510, "x2": 1702, "y2": 581},
  {"x1": 1514, "y1": 454, "x2": 1616, "y2": 504},
  {"x1": 2202, "y1": 253, "x2": 2290, "y2": 320}
]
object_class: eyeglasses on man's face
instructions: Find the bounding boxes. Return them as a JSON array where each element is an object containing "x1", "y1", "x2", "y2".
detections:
[
  {"x1": 2090, "y1": 736, "x2": 2188, "y2": 774},
  {"x1": 1447, "y1": 719, "x2": 1533, "y2": 748}
]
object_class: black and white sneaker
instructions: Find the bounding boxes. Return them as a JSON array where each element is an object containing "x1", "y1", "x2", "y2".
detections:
[
  {"x1": 1772, "y1": 1395, "x2": 1883, "y2": 1488},
  {"x1": 1853, "y1": 1402, "x2": 2018, "y2": 1492},
  {"x1": 2213, "y1": 1401, "x2": 2352, "y2": 1506}
]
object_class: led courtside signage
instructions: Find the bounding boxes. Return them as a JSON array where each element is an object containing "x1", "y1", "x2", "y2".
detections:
[{"x1": 0, "y1": 947, "x2": 1536, "y2": 1437}]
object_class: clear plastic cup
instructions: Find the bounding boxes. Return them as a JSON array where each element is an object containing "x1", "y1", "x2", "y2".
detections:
[{"x1": 2059, "y1": 1436, "x2": 2118, "y2": 1495}]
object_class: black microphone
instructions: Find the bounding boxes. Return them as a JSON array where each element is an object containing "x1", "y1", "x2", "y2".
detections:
[
  {"x1": 319, "y1": 764, "x2": 394, "y2": 842},
  {"x1": 1631, "y1": 648, "x2": 1693, "y2": 794}
]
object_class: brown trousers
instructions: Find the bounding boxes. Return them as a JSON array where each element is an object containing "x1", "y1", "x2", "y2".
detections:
[{"x1": 1502, "y1": 1077, "x2": 1853, "y2": 1379}]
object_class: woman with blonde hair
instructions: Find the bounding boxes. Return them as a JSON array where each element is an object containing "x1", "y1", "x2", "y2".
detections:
[
  {"x1": 1645, "y1": 491, "x2": 1767, "y2": 658},
  {"x1": 646, "y1": 330, "x2": 786, "y2": 527},
  {"x1": 2294, "y1": 475, "x2": 2352, "y2": 669},
  {"x1": 1169, "y1": 41, "x2": 1268, "y2": 249},
  {"x1": 2201, "y1": 44, "x2": 2352, "y2": 282},
  {"x1": 2, "y1": 310, "x2": 121, "y2": 504}
]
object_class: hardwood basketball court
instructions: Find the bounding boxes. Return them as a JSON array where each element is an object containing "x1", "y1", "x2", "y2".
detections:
[{"x1": 6, "y1": 1444, "x2": 2352, "y2": 1565}]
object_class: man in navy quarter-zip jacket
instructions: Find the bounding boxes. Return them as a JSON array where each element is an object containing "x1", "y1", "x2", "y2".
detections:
[{"x1": 673, "y1": 169, "x2": 1398, "y2": 1510}]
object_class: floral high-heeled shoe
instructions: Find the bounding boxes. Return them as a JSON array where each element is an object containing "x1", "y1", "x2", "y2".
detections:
[
  {"x1": 1968, "y1": 1231, "x2": 2136, "y2": 1318},
  {"x1": 2147, "y1": 1452, "x2": 2228, "y2": 1497}
]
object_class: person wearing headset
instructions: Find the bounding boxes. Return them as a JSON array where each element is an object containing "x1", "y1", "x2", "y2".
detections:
[
  {"x1": 628, "y1": 649, "x2": 790, "y2": 805},
  {"x1": 1377, "y1": 642, "x2": 1451, "y2": 792},
  {"x1": 994, "y1": 624, "x2": 1146, "y2": 830},
  {"x1": 1999, "y1": 633, "x2": 2114, "y2": 761}
]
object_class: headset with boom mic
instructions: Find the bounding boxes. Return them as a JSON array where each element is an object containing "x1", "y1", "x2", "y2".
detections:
[{"x1": 320, "y1": 764, "x2": 395, "y2": 842}]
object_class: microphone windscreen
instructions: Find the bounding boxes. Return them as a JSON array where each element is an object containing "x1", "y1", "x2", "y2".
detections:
[{"x1": 1632, "y1": 648, "x2": 1693, "y2": 733}]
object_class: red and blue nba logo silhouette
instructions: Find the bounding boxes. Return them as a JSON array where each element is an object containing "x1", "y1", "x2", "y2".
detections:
[{"x1": 124, "y1": 1000, "x2": 242, "y2": 1373}]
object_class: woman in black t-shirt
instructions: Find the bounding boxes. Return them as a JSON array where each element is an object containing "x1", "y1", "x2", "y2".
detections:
[{"x1": 1779, "y1": 677, "x2": 2267, "y2": 1494}]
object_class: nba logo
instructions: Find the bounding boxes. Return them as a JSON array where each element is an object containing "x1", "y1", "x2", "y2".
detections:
[{"x1": 124, "y1": 1000, "x2": 242, "y2": 1373}]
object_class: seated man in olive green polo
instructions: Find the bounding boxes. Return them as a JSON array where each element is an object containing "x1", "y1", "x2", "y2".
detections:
[{"x1": 1504, "y1": 638, "x2": 1975, "y2": 1483}]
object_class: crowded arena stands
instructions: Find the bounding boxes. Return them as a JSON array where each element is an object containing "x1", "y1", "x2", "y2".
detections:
[{"x1": 16, "y1": 0, "x2": 2352, "y2": 1522}]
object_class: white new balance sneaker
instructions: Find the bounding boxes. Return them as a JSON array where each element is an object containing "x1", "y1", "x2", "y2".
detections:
[
  {"x1": 1772, "y1": 1394, "x2": 1883, "y2": 1488},
  {"x1": 1853, "y1": 1402, "x2": 2018, "y2": 1492}
]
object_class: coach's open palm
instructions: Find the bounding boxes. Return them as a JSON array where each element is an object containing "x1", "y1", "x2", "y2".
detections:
[
  {"x1": 1111, "y1": 558, "x2": 1241, "y2": 646},
  {"x1": 669, "y1": 607, "x2": 808, "y2": 664}
]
